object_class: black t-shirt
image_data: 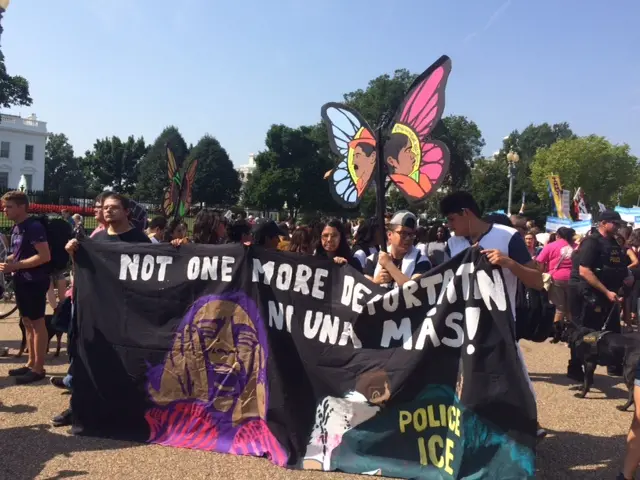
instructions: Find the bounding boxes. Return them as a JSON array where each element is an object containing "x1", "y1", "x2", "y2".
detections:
[
  {"x1": 92, "y1": 228, "x2": 152, "y2": 244},
  {"x1": 570, "y1": 230, "x2": 628, "y2": 291}
]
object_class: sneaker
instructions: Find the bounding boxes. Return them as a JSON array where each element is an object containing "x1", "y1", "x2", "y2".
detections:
[
  {"x1": 52, "y1": 408, "x2": 72, "y2": 427},
  {"x1": 8, "y1": 366, "x2": 31, "y2": 377},
  {"x1": 536, "y1": 423, "x2": 547, "y2": 440},
  {"x1": 50, "y1": 376, "x2": 68, "y2": 389},
  {"x1": 15, "y1": 370, "x2": 46, "y2": 385}
]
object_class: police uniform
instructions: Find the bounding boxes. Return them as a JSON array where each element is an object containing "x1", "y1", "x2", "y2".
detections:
[{"x1": 568, "y1": 211, "x2": 628, "y2": 376}]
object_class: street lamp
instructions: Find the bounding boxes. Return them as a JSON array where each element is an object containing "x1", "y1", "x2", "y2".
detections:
[{"x1": 506, "y1": 150, "x2": 520, "y2": 214}]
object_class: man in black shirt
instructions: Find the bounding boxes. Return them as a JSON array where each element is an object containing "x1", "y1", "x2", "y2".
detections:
[
  {"x1": 568, "y1": 210, "x2": 630, "y2": 378},
  {"x1": 54, "y1": 193, "x2": 151, "y2": 428}
]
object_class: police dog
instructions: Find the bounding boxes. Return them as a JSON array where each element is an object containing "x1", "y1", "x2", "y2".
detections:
[{"x1": 567, "y1": 326, "x2": 640, "y2": 409}]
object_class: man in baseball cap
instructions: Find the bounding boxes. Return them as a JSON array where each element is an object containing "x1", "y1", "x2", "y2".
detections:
[
  {"x1": 363, "y1": 210, "x2": 431, "y2": 289},
  {"x1": 252, "y1": 218, "x2": 287, "y2": 250}
]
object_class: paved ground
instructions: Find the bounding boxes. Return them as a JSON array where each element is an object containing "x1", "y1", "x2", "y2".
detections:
[{"x1": 0, "y1": 312, "x2": 633, "y2": 480}]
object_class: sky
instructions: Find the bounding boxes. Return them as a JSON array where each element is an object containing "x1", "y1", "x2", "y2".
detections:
[{"x1": 2, "y1": 0, "x2": 639, "y2": 167}]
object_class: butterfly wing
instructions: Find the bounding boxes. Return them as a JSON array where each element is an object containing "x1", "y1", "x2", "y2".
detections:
[
  {"x1": 162, "y1": 145, "x2": 181, "y2": 217},
  {"x1": 166, "y1": 144, "x2": 179, "y2": 183},
  {"x1": 177, "y1": 159, "x2": 198, "y2": 218},
  {"x1": 321, "y1": 103, "x2": 376, "y2": 208},
  {"x1": 386, "y1": 56, "x2": 452, "y2": 203}
]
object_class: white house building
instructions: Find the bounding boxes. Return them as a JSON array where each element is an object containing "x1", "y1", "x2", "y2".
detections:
[
  {"x1": 0, "y1": 113, "x2": 47, "y2": 191},
  {"x1": 237, "y1": 153, "x2": 256, "y2": 185}
]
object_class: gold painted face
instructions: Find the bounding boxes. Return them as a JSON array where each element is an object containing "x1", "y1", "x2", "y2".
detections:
[{"x1": 147, "y1": 298, "x2": 266, "y2": 425}]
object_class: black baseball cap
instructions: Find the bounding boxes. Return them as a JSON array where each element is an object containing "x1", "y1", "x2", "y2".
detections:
[
  {"x1": 252, "y1": 218, "x2": 287, "y2": 239},
  {"x1": 598, "y1": 210, "x2": 622, "y2": 224}
]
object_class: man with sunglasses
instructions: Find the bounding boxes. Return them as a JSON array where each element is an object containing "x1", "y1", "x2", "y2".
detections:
[
  {"x1": 364, "y1": 211, "x2": 431, "y2": 289},
  {"x1": 568, "y1": 210, "x2": 630, "y2": 379}
]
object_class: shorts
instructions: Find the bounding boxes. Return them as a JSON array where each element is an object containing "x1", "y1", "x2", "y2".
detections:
[
  {"x1": 50, "y1": 269, "x2": 66, "y2": 282},
  {"x1": 548, "y1": 280, "x2": 569, "y2": 314},
  {"x1": 14, "y1": 279, "x2": 49, "y2": 320}
]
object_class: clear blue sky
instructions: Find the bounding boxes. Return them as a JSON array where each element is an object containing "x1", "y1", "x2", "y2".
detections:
[{"x1": 3, "y1": 0, "x2": 639, "y2": 166}]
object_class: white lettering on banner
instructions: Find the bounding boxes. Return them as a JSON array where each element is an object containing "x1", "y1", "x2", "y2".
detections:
[
  {"x1": 382, "y1": 289, "x2": 400, "y2": 313},
  {"x1": 338, "y1": 322, "x2": 362, "y2": 348},
  {"x1": 402, "y1": 280, "x2": 422, "y2": 309},
  {"x1": 268, "y1": 301, "x2": 293, "y2": 332},
  {"x1": 252, "y1": 259, "x2": 328, "y2": 300},
  {"x1": 381, "y1": 317, "x2": 413, "y2": 349},
  {"x1": 303, "y1": 310, "x2": 323, "y2": 339},
  {"x1": 420, "y1": 273, "x2": 443, "y2": 305},
  {"x1": 185, "y1": 256, "x2": 236, "y2": 282},
  {"x1": 475, "y1": 270, "x2": 507, "y2": 312},
  {"x1": 318, "y1": 314, "x2": 341, "y2": 344},
  {"x1": 119, "y1": 254, "x2": 173, "y2": 282},
  {"x1": 456, "y1": 263, "x2": 474, "y2": 300},
  {"x1": 442, "y1": 312, "x2": 464, "y2": 348},
  {"x1": 437, "y1": 270, "x2": 457, "y2": 305},
  {"x1": 341, "y1": 276, "x2": 372, "y2": 313}
]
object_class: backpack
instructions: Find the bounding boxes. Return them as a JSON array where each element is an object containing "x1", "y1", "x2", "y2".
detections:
[
  {"x1": 515, "y1": 280, "x2": 556, "y2": 342},
  {"x1": 34, "y1": 215, "x2": 73, "y2": 272}
]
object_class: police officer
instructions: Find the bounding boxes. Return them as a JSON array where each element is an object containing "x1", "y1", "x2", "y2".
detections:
[{"x1": 568, "y1": 210, "x2": 630, "y2": 379}]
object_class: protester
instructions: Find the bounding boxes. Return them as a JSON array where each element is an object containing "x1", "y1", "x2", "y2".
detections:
[
  {"x1": 277, "y1": 222, "x2": 291, "y2": 251},
  {"x1": 253, "y1": 218, "x2": 287, "y2": 250},
  {"x1": 441, "y1": 191, "x2": 545, "y2": 438},
  {"x1": 567, "y1": 210, "x2": 631, "y2": 379},
  {"x1": 0, "y1": 191, "x2": 52, "y2": 384},
  {"x1": 192, "y1": 209, "x2": 227, "y2": 245},
  {"x1": 364, "y1": 211, "x2": 431, "y2": 289},
  {"x1": 426, "y1": 224, "x2": 449, "y2": 267},
  {"x1": 147, "y1": 216, "x2": 167, "y2": 243},
  {"x1": 351, "y1": 218, "x2": 380, "y2": 269},
  {"x1": 162, "y1": 219, "x2": 187, "y2": 243},
  {"x1": 524, "y1": 230, "x2": 540, "y2": 258},
  {"x1": 620, "y1": 364, "x2": 640, "y2": 480},
  {"x1": 71, "y1": 214, "x2": 86, "y2": 239},
  {"x1": 536, "y1": 227, "x2": 576, "y2": 343},
  {"x1": 315, "y1": 219, "x2": 362, "y2": 272},
  {"x1": 226, "y1": 219, "x2": 252, "y2": 244},
  {"x1": 287, "y1": 227, "x2": 312, "y2": 254}
]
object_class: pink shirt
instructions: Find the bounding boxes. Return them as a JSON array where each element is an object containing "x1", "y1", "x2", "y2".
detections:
[{"x1": 536, "y1": 239, "x2": 575, "y2": 282}]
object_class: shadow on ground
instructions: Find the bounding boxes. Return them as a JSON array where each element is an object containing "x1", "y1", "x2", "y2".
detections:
[
  {"x1": 530, "y1": 372, "x2": 628, "y2": 400},
  {"x1": 0, "y1": 424, "x2": 133, "y2": 479},
  {"x1": 537, "y1": 429, "x2": 626, "y2": 479}
]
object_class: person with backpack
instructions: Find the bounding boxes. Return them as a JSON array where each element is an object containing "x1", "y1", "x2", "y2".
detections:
[{"x1": 0, "y1": 190, "x2": 52, "y2": 384}]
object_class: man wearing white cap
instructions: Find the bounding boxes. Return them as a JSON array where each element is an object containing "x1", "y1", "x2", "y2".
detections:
[{"x1": 364, "y1": 211, "x2": 431, "y2": 289}]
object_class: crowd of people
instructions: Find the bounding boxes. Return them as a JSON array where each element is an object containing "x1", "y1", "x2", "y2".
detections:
[{"x1": 3, "y1": 187, "x2": 640, "y2": 479}]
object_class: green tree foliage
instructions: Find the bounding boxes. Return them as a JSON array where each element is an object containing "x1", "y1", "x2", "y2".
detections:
[
  {"x1": 0, "y1": 9, "x2": 31, "y2": 111},
  {"x1": 44, "y1": 133, "x2": 85, "y2": 202},
  {"x1": 531, "y1": 135, "x2": 639, "y2": 209},
  {"x1": 82, "y1": 136, "x2": 148, "y2": 194},
  {"x1": 472, "y1": 122, "x2": 575, "y2": 215},
  {"x1": 242, "y1": 124, "x2": 336, "y2": 216},
  {"x1": 136, "y1": 126, "x2": 188, "y2": 202},
  {"x1": 189, "y1": 135, "x2": 240, "y2": 207}
]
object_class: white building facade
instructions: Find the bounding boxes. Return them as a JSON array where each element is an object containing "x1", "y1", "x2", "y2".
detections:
[
  {"x1": 237, "y1": 153, "x2": 256, "y2": 185},
  {"x1": 0, "y1": 113, "x2": 47, "y2": 191}
]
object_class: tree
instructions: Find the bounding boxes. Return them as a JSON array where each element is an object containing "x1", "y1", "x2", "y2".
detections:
[
  {"x1": 82, "y1": 136, "x2": 147, "y2": 194},
  {"x1": 136, "y1": 127, "x2": 188, "y2": 202},
  {"x1": 0, "y1": 9, "x2": 32, "y2": 111},
  {"x1": 433, "y1": 116, "x2": 485, "y2": 190},
  {"x1": 189, "y1": 135, "x2": 241, "y2": 207},
  {"x1": 473, "y1": 122, "x2": 576, "y2": 215},
  {"x1": 343, "y1": 69, "x2": 417, "y2": 127},
  {"x1": 242, "y1": 124, "x2": 337, "y2": 216},
  {"x1": 530, "y1": 135, "x2": 638, "y2": 210},
  {"x1": 44, "y1": 133, "x2": 85, "y2": 202}
]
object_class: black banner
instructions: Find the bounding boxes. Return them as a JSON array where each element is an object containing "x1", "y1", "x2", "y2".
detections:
[{"x1": 72, "y1": 242, "x2": 536, "y2": 479}]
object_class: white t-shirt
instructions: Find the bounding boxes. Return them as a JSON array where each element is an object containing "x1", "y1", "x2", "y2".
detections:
[
  {"x1": 447, "y1": 223, "x2": 531, "y2": 317},
  {"x1": 353, "y1": 246, "x2": 377, "y2": 269}
]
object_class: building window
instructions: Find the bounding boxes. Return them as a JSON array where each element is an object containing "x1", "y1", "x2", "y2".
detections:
[
  {"x1": 23, "y1": 174, "x2": 32, "y2": 191},
  {"x1": 0, "y1": 141, "x2": 9, "y2": 158},
  {"x1": 0, "y1": 173, "x2": 8, "y2": 189},
  {"x1": 25, "y1": 145, "x2": 34, "y2": 161}
]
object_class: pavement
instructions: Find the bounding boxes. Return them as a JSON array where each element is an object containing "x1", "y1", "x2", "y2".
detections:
[{"x1": 0, "y1": 312, "x2": 633, "y2": 480}]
